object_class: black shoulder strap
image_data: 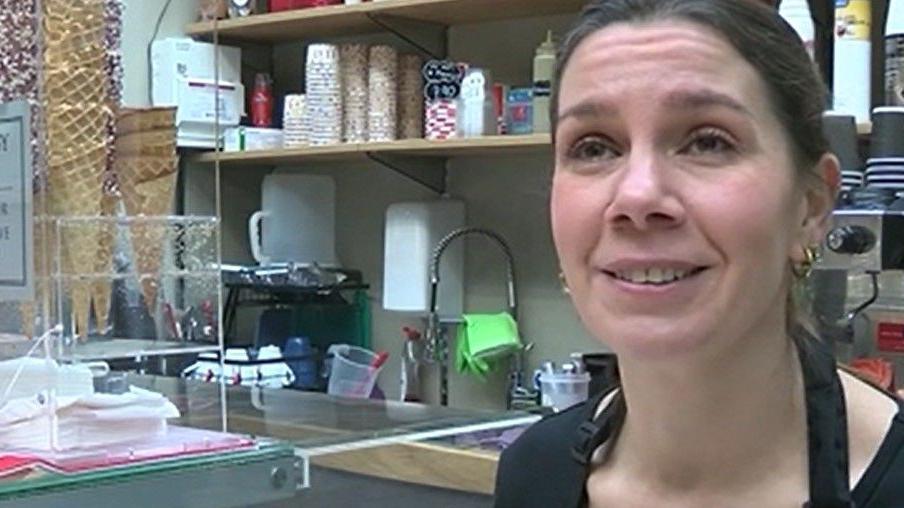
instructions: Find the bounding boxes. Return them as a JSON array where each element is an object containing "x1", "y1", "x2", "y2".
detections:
[
  {"x1": 568, "y1": 385, "x2": 623, "y2": 507},
  {"x1": 798, "y1": 334, "x2": 855, "y2": 508}
]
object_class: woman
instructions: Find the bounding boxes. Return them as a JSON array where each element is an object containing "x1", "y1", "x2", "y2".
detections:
[{"x1": 495, "y1": 0, "x2": 904, "y2": 506}]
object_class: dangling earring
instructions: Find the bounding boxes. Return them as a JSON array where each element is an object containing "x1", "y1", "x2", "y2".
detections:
[
  {"x1": 558, "y1": 271, "x2": 570, "y2": 294},
  {"x1": 791, "y1": 245, "x2": 818, "y2": 279}
]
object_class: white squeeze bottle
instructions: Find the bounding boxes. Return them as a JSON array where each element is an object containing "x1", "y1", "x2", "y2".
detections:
[
  {"x1": 779, "y1": 0, "x2": 816, "y2": 59},
  {"x1": 532, "y1": 30, "x2": 556, "y2": 134},
  {"x1": 834, "y1": 0, "x2": 873, "y2": 123}
]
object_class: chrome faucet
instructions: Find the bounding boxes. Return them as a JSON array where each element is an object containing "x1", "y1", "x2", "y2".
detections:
[{"x1": 426, "y1": 227, "x2": 535, "y2": 408}]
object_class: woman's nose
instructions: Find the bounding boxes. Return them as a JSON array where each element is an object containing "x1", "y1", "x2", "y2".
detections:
[{"x1": 604, "y1": 153, "x2": 684, "y2": 231}]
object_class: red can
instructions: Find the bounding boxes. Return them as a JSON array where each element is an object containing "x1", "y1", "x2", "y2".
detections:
[
  {"x1": 270, "y1": 0, "x2": 342, "y2": 11},
  {"x1": 251, "y1": 73, "x2": 274, "y2": 127}
]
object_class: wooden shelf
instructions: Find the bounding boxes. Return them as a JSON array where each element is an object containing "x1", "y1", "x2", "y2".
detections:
[
  {"x1": 185, "y1": 0, "x2": 585, "y2": 43},
  {"x1": 189, "y1": 134, "x2": 552, "y2": 167}
]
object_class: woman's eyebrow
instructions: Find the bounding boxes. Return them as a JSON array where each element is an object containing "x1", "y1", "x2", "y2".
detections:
[
  {"x1": 661, "y1": 89, "x2": 752, "y2": 117},
  {"x1": 557, "y1": 89, "x2": 752, "y2": 124},
  {"x1": 557, "y1": 100, "x2": 617, "y2": 123}
]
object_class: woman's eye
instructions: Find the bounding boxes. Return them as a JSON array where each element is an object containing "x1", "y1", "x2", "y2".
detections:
[
  {"x1": 566, "y1": 137, "x2": 620, "y2": 161},
  {"x1": 682, "y1": 129, "x2": 736, "y2": 157}
]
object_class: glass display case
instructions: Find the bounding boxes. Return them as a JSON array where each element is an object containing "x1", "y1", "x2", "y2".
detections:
[
  {"x1": 0, "y1": 2, "x2": 300, "y2": 506},
  {"x1": 0, "y1": 202, "x2": 304, "y2": 507}
]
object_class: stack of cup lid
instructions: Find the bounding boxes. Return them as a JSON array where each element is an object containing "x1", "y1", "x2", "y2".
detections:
[
  {"x1": 340, "y1": 43, "x2": 369, "y2": 143},
  {"x1": 398, "y1": 54, "x2": 424, "y2": 139},
  {"x1": 823, "y1": 111, "x2": 864, "y2": 191},
  {"x1": 425, "y1": 99, "x2": 458, "y2": 140},
  {"x1": 305, "y1": 43, "x2": 342, "y2": 146},
  {"x1": 367, "y1": 45, "x2": 398, "y2": 142},
  {"x1": 423, "y1": 60, "x2": 467, "y2": 140},
  {"x1": 283, "y1": 94, "x2": 308, "y2": 148},
  {"x1": 865, "y1": 107, "x2": 904, "y2": 193}
]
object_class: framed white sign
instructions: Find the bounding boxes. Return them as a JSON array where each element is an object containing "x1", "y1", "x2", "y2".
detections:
[{"x1": 0, "y1": 100, "x2": 34, "y2": 301}]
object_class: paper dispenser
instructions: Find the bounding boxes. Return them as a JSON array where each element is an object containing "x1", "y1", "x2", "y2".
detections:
[{"x1": 383, "y1": 200, "x2": 465, "y2": 318}]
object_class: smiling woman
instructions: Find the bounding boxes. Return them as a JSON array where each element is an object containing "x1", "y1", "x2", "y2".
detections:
[{"x1": 494, "y1": 1, "x2": 904, "y2": 507}]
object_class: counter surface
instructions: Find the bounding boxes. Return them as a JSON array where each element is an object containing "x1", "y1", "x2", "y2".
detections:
[{"x1": 134, "y1": 376, "x2": 538, "y2": 494}]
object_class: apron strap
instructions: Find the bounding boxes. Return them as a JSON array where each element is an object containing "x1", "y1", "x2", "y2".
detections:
[{"x1": 797, "y1": 334, "x2": 855, "y2": 508}]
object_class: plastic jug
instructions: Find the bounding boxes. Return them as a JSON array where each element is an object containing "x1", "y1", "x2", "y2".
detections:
[{"x1": 248, "y1": 173, "x2": 338, "y2": 266}]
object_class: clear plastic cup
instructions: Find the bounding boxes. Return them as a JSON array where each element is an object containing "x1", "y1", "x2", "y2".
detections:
[
  {"x1": 326, "y1": 345, "x2": 382, "y2": 398},
  {"x1": 539, "y1": 372, "x2": 591, "y2": 412}
]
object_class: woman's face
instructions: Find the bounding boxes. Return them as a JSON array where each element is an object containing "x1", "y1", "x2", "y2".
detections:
[{"x1": 552, "y1": 21, "x2": 828, "y2": 361}]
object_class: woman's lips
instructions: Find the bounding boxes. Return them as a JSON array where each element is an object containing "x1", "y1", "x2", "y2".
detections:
[
  {"x1": 602, "y1": 266, "x2": 707, "y2": 285},
  {"x1": 598, "y1": 266, "x2": 710, "y2": 295}
]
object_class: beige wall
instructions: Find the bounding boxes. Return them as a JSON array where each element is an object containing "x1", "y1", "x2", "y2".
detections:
[{"x1": 178, "y1": 12, "x2": 606, "y2": 410}]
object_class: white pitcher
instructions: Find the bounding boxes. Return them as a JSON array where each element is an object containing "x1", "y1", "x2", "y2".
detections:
[{"x1": 248, "y1": 173, "x2": 338, "y2": 266}]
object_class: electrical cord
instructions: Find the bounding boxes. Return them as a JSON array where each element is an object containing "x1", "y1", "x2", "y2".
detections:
[{"x1": 146, "y1": 0, "x2": 175, "y2": 105}]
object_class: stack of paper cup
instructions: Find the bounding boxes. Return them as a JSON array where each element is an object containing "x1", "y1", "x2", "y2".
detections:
[
  {"x1": 305, "y1": 44, "x2": 342, "y2": 146},
  {"x1": 283, "y1": 94, "x2": 308, "y2": 147},
  {"x1": 398, "y1": 54, "x2": 424, "y2": 139},
  {"x1": 340, "y1": 43, "x2": 369, "y2": 143},
  {"x1": 367, "y1": 45, "x2": 398, "y2": 142}
]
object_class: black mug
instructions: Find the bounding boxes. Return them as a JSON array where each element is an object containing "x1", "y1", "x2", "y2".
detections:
[
  {"x1": 823, "y1": 112, "x2": 862, "y2": 172},
  {"x1": 870, "y1": 107, "x2": 904, "y2": 158}
]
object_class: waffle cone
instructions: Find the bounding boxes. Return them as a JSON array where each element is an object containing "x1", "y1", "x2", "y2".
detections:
[
  {"x1": 117, "y1": 155, "x2": 178, "y2": 186},
  {"x1": 117, "y1": 108, "x2": 176, "y2": 136},
  {"x1": 122, "y1": 173, "x2": 177, "y2": 311},
  {"x1": 19, "y1": 211, "x2": 52, "y2": 339},
  {"x1": 40, "y1": 0, "x2": 114, "y2": 337},
  {"x1": 90, "y1": 192, "x2": 119, "y2": 331},
  {"x1": 46, "y1": 102, "x2": 111, "y2": 148},
  {"x1": 116, "y1": 128, "x2": 177, "y2": 158},
  {"x1": 47, "y1": 148, "x2": 107, "y2": 336}
]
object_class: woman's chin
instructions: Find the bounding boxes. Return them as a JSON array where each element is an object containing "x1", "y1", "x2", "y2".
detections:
[{"x1": 595, "y1": 322, "x2": 714, "y2": 362}]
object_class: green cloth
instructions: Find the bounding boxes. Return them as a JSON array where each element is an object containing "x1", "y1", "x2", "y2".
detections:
[{"x1": 455, "y1": 312, "x2": 521, "y2": 378}]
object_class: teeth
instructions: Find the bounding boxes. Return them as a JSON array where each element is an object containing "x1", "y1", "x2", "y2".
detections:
[
  {"x1": 647, "y1": 268, "x2": 663, "y2": 283},
  {"x1": 616, "y1": 268, "x2": 692, "y2": 284},
  {"x1": 628, "y1": 270, "x2": 647, "y2": 283}
]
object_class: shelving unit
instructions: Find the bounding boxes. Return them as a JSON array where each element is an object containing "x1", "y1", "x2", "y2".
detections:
[
  {"x1": 185, "y1": 0, "x2": 585, "y2": 42},
  {"x1": 188, "y1": 134, "x2": 551, "y2": 167}
]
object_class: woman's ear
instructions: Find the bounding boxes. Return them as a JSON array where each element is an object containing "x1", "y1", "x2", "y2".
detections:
[{"x1": 800, "y1": 153, "x2": 840, "y2": 247}]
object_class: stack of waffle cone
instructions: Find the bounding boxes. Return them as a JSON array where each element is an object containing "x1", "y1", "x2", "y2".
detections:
[
  {"x1": 115, "y1": 107, "x2": 178, "y2": 312},
  {"x1": 20, "y1": 196, "x2": 52, "y2": 339},
  {"x1": 90, "y1": 192, "x2": 119, "y2": 331},
  {"x1": 42, "y1": 0, "x2": 113, "y2": 337}
]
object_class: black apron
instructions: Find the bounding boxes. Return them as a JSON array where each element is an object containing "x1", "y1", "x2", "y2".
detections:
[{"x1": 570, "y1": 338, "x2": 854, "y2": 508}]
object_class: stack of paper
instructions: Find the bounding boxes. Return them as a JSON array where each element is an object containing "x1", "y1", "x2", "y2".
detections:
[{"x1": 0, "y1": 386, "x2": 180, "y2": 451}]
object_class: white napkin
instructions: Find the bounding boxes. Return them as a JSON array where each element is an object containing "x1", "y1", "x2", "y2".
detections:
[{"x1": 0, "y1": 386, "x2": 180, "y2": 451}]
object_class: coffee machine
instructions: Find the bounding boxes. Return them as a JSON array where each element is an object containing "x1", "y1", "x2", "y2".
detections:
[
  {"x1": 812, "y1": 108, "x2": 904, "y2": 390},
  {"x1": 814, "y1": 203, "x2": 904, "y2": 388}
]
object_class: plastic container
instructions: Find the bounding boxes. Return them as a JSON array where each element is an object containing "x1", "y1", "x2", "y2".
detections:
[
  {"x1": 248, "y1": 172, "x2": 337, "y2": 266},
  {"x1": 326, "y1": 345, "x2": 383, "y2": 398},
  {"x1": 834, "y1": 0, "x2": 873, "y2": 123},
  {"x1": 532, "y1": 30, "x2": 556, "y2": 133},
  {"x1": 779, "y1": 0, "x2": 815, "y2": 59},
  {"x1": 886, "y1": 0, "x2": 904, "y2": 105},
  {"x1": 506, "y1": 88, "x2": 533, "y2": 135},
  {"x1": 539, "y1": 372, "x2": 590, "y2": 412},
  {"x1": 284, "y1": 337, "x2": 319, "y2": 390}
]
